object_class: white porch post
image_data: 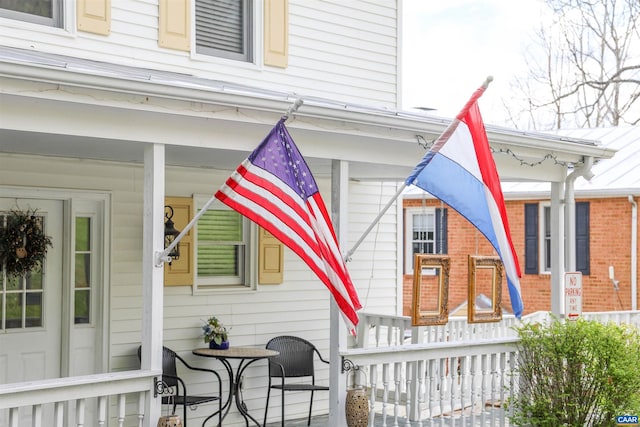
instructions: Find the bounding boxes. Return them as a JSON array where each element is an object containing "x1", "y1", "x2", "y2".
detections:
[
  {"x1": 141, "y1": 143, "x2": 165, "y2": 425},
  {"x1": 550, "y1": 181, "x2": 565, "y2": 316},
  {"x1": 329, "y1": 159, "x2": 349, "y2": 427}
]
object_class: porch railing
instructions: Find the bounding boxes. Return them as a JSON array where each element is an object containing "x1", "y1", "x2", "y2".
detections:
[
  {"x1": 0, "y1": 370, "x2": 157, "y2": 427},
  {"x1": 1, "y1": 311, "x2": 638, "y2": 427},
  {"x1": 342, "y1": 310, "x2": 640, "y2": 426}
]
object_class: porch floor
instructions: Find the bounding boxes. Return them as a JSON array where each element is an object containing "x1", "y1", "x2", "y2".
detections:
[{"x1": 265, "y1": 408, "x2": 507, "y2": 426}]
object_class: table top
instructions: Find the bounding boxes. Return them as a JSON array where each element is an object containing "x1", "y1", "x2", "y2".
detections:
[{"x1": 193, "y1": 346, "x2": 279, "y2": 360}]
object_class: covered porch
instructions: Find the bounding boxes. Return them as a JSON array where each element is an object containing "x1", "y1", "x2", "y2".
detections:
[{"x1": 0, "y1": 47, "x2": 618, "y2": 426}]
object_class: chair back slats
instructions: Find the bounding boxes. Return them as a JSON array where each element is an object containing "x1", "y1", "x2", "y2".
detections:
[
  {"x1": 161, "y1": 347, "x2": 179, "y2": 388},
  {"x1": 264, "y1": 335, "x2": 329, "y2": 426},
  {"x1": 267, "y1": 336, "x2": 316, "y2": 378}
]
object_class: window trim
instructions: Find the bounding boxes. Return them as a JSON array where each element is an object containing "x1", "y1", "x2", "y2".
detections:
[
  {"x1": 192, "y1": 195, "x2": 256, "y2": 292},
  {"x1": 405, "y1": 207, "x2": 436, "y2": 274}
]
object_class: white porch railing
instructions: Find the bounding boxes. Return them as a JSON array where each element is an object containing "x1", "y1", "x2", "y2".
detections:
[
  {"x1": 0, "y1": 370, "x2": 157, "y2": 427},
  {"x1": 1, "y1": 311, "x2": 638, "y2": 427},
  {"x1": 342, "y1": 310, "x2": 640, "y2": 426}
]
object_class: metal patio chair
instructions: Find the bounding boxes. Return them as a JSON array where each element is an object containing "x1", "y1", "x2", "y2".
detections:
[
  {"x1": 138, "y1": 345, "x2": 222, "y2": 427},
  {"x1": 263, "y1": 336, "x2": 330, "y2": 427}
]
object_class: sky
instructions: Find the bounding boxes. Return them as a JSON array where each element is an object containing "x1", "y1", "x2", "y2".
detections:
[{"x1": 401, "y1": 0, "x2": 546, "y2": 126}]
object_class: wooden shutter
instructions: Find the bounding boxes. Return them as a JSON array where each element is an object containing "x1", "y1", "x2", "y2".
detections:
[
  {"x1": 164, "y1": 197, "x2": 195, "y2": 286},
  {"x1": 435, "y1": 208, "x2": 448, "y2": 254},
  {"x1": 264, "y1": 0, "x2": 288, "y2": 67},
  {"x1": 258, "y1": 227, "x2": 284, "y2": 284},
  {"x1": 77, "y1": 0, "x2": 111, "y2": 35},
  {"x1": 524, "y1": 203, "x2": 539, "y2": 274},
  {"x1": 159, "y1": 0, "x2": 191, "y2": 51},
  {"x1": 575, "y1": 202, "x2": 590, "y2": 275}
]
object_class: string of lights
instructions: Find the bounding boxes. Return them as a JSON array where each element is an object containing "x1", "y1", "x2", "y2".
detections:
[{"x1": 414, "y1": 135, "x2": 577, "y2": 168}]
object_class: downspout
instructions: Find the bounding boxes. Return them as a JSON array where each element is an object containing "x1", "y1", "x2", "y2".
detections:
[
  {"x1": 629, "y1": 195, "x2": 638, "y2": 310},
  {"x1": 565, "y1": 156, "x2": 595, "y2": 272}
]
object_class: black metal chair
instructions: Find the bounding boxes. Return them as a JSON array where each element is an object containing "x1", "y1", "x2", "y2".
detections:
[
  {"x1": 137, "y1": 345, "x2": 222, "y2": 427},
  {"x1": 263, "y1": 336, "x2": 330, "y2": 426}
]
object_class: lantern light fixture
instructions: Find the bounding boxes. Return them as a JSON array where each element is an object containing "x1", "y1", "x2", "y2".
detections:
[{"x1": 164, "y1": 205, "x2": 180, "y2": 262}]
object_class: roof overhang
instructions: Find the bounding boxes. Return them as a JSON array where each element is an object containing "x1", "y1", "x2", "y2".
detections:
[{"x1": 0, "y1": 47, "x2": 616, "y2": 182}]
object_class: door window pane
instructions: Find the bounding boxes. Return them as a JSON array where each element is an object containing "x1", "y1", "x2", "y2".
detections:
[
  {"x1": 74, "y1": 289, "x2": 90, "y2": 324},
  {"x1": 74, "y1": 217, "x2": 92, "y2": 324},
  {"x1": 1, "y1": 213, "x2": 45, "y2": 330}
]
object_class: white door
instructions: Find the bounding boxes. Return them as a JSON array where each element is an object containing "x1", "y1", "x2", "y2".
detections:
[{"x1": 0, "y1": 199, "x2": 63, "y2": 383}]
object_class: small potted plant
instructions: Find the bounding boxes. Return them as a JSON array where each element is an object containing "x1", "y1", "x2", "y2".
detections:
[{"x1": 202, "y1": 316, "x2": 229, "y2": 350}]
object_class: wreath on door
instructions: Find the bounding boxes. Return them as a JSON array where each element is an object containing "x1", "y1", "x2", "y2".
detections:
[{"x1": 0, "y1": 209, "x2": 53, "y2": 277}]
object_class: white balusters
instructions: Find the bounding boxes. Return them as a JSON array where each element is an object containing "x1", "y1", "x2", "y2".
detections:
[
  {"x1": 54, "y1": 402, "x2": 64, "y2": 427},
  {"x1": 117, "y1": 394, "x2": 126, "y2": 427},
  {"x1": 137, "y1": 391, "x2": 145, "y2": 427},
  {"x1": 381, "y1": 363, "x2": 389, "y2": 426},
  {"x1": 97, "y1": 396, "x2": 107, "y2": 426},
  {"x1": 470, "y1": 355, "x2": 477, "y2": 425},
  {"x1": 393, "y1": 362, "x2": 402, "y2": 427},
  {"x1": 32, "y1": 405, "x2": 42, "y2": 427},
  {"x1": 76, "y1": 398, "x2": 85, "y2": 427}
]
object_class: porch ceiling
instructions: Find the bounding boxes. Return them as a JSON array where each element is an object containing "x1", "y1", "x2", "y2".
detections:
[
  {"x1": 0, "y1": 46, "x2": 616, "y2": 183},
  {"x1": 0, "y1": 129, "x2": 413, "y2": 181}
]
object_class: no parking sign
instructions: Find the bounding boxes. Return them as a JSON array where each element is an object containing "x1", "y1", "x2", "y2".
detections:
[{"x1": 565, "y1": 272, "x2": 583, "y2": 320}]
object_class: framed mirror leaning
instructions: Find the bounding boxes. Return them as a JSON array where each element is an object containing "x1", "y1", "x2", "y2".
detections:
[
  {"x1": 467, "y1": 255, "x2": 503, "y2": 323},
  {"x1": 411, "y1": 254, "x2": 450, "y2": 326}
]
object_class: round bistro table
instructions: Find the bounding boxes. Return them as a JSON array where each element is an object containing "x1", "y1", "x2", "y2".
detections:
[{"x1": 193, "y1": 346, "x2": 279, "y2": 427}]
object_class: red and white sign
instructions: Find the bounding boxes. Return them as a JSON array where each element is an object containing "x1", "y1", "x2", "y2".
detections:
[{"x1": 565, "y1": 272, "x2": 583, "y2": 320}]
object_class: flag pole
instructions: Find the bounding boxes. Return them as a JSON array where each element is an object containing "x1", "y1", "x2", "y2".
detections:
[
  {"x1": 344, "y1": 182, "x2": 407, "y2": 261},
  {"x1": 344, "y1": 76, "x2": 493, "y2": 262},
  {"x1": 156, "y1": 98, "x2": 305, "y2": 266}
]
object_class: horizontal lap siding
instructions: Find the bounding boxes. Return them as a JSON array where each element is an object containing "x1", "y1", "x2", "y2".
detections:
[
  {"x1": 0, "y1": 1, "x2": 399, "y2": 108},
  {"x1": 347, "y1": 181, "x2": 402, "y2": 315}
]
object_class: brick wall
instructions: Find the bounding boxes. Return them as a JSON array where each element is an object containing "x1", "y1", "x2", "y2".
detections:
[{"x1": 402, "y1": 196, "x2": 639, "y2": 316}]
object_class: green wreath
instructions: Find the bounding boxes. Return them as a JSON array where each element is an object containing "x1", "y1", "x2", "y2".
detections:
[{"x1": 0, "y1": 209, "x2": 53, "y2": 277}]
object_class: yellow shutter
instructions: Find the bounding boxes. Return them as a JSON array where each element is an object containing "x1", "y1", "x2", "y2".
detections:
[
  {"x1": 158, "y1": 0, "x2": 191, "y2": 51},
  {"x1": 77, "y1": 0, "x2": 111, "y2": 35},
  {"x1": 164, "y1": 197, "x2": 195, "y2": 286},
  {"x1": 264, "y1": 0, "x2": 288, "y2": 68},
  {"x1": 258, "y1": 227, "x2": 284, "y2": 284}
]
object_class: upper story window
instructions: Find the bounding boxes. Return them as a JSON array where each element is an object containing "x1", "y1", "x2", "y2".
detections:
[
  {"x1": 195, "y1": 0, "x2": 253, "y2": 62},
  {"x1": 0, "y1": 0, "x2": 62, "y2": 27},
  {"x1": 404, "y1": 207, "x2": 448, "y2": 274}
]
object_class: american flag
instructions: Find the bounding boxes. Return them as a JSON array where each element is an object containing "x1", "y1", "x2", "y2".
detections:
[{"x1": 215, "y1": 119, "x2": 361, "y2": 334}]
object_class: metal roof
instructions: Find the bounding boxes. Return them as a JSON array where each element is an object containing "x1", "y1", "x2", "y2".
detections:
[{"x1": 502, "y1": 126, "x2": 640, "y2": 197}]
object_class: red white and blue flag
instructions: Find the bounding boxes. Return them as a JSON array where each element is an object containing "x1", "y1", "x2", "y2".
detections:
[
  {"x1": 215, "y1": 119, "x2": 362, "y2": 334},
  {"x1": 405, "y1": 83, "x2": 524, "y2": 318}
]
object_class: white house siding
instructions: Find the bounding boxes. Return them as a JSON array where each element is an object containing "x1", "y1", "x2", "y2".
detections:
[
  {"x1": 347, "y1": 181, "x2": 402, "y2": 315},
  {"x1": 0, "y1": 153, "x2": 404, "y2": 425},
  {"x1": 0, "y1": 0, "x2": 399, "y2": 109}
]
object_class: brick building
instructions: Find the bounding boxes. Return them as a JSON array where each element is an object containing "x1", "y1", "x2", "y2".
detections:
[{"x1": 403, "y1": 126, "x2": 639, "y2": 317}]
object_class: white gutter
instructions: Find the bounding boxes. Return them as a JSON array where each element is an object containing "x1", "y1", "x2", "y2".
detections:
[
  {"x1": 0, "y1": 56, "x2": 617, "y2": 161},
  {"x1": 565, "y1": 157, "x2": 595, "y2": 271},
  {"x1": 629, "y1": 195, "x2": 638, "y2": 310}
]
